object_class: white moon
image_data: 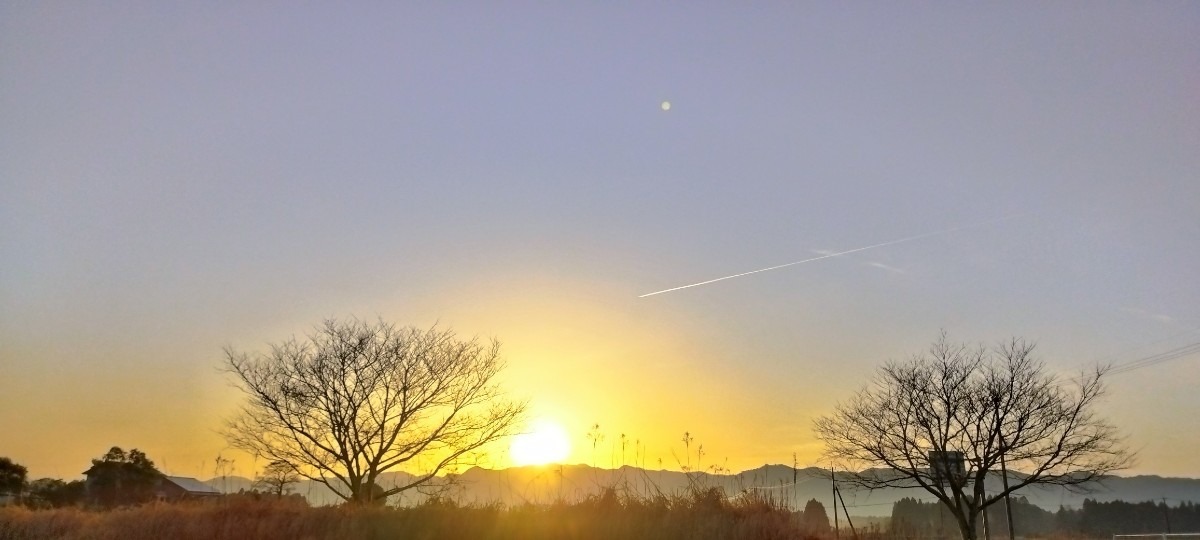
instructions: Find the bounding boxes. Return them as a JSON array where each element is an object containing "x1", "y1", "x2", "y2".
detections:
[{"x1": 661, "y1": 101, "x2": 671, "y2": 111}]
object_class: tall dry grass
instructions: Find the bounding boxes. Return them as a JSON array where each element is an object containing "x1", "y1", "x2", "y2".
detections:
[{"x1": 0, "y1": 487, "x2": 820, "y2": 540}]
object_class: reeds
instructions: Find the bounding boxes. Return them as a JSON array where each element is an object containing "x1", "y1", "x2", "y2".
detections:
[{"x1": 0, "y1": 486, "x2": 812, "y2": 540}]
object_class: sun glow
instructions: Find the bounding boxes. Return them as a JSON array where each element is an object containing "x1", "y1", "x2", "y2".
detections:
[{"x1": 509, "y1": 419, "x2": 571, "y2": 466}]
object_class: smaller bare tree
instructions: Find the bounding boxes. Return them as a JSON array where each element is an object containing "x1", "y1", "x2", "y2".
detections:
[
  {"x1": 253, "y1": 460, "x2": 300, "y2": 497},
  {"x1": 814, "y1": 334, "x2": 1132, "y2": 540}
]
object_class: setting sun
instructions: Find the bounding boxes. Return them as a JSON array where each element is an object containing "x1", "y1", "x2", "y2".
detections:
[{"x1": 509, "y1": 419, "x2": 571, "y2": 466}]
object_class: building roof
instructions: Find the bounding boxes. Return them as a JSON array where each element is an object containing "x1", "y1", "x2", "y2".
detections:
[{"x1": 163, "y1": 476, "x2": 222, "y2": 495}]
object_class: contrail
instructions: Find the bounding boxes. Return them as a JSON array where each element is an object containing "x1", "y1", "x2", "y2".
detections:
[{"x1": 639, "y1": 215, "x2": 1020, "y2": 298}]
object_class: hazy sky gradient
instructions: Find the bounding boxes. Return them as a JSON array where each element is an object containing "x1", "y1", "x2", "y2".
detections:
[{"x1": 2, "y1": 3, "x2": 1198, "y2": 480}]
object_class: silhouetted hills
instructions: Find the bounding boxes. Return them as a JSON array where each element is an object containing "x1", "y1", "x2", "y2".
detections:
[
  {"x1": 203, "y1": 470, "x2": 421, "y2": 507},
  {"x1": 204, "y1": 465, "x2": 1200, "y2": 516}
]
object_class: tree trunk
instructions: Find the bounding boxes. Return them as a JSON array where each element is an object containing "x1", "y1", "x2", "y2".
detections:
[
  {"x1": 349, "y1": 480, "x2": 385, "y2": 506},
  {"x1": 957, "y1": 513, "x2": 978, "y2": 540},
  {"x1": 353, "y1": 484, "x2": 371, "y2": 505}
]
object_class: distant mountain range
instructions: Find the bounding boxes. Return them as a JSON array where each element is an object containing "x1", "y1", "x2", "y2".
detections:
[{"x1": 204, "y1": 465, "x2": 1200, "y2": 517}]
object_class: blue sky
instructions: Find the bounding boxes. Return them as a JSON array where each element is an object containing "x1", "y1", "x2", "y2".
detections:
[{"x1": 2, "y1": 3, "x2": 1197, "y2": 478}]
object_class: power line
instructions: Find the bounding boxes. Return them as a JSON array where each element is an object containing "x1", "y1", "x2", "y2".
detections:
[{"x1": 840, "y1": 501, "x2": 897, "y2": 508}]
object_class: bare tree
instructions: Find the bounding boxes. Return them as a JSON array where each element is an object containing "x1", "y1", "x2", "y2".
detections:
[
  {"x1": 814, "y1": 334, "x2": 1131, "y2": 540},
  {"x1": 223, "y1": 318, "x2": 527, "y2": 504},
  {"x1": 252, "y1": 460, "x2": 300, "y2": 497}
]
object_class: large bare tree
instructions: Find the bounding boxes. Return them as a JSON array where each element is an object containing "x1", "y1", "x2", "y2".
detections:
[
  {"x1": 223, "y1": 318, "x2": 526, "y2": 504},
  {"x1": 814, "y1": 334, "x2": 1131, "y2": 540}
]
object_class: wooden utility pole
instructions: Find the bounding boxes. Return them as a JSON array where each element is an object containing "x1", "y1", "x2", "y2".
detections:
[
  {"x1": 792, "y1": 453, "x2": 798, "y2": 510},
  {"x1": 996, "y1": 403, "x2": 1016, "y2": 540},
  {"x1": 831, "y1": 465, "x2": 839, "y2": 540},
  {"x1": 999, "y1": 449, "x2": 1016, "y2": 539},
  {"x1": 981, "y1": 490, "x2": 990, "y2": 540},
  {"x1": 834, "y1": 482, "x2": 859, "y2": 540}
]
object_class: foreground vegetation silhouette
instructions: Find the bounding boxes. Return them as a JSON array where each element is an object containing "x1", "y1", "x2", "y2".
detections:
[{"x1": 0, "y1": 487, "x2": 815, "y2": 540}]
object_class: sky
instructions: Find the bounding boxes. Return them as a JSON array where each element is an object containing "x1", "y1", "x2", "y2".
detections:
[{"x1": 2, "y1": 3, "x2": 1198, "y2": 481}]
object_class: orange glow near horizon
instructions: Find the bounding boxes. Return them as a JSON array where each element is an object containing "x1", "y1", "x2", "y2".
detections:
[
  {"x1": 410, "y1": 273, "x2": 833, "y2": 475},
  {"x1": 1, "y1": 273, "x2": 833, "y2": 481}
]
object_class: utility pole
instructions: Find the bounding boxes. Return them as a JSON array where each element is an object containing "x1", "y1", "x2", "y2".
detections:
[
  {"x1": 981, "y1": 490, "x2": 991, "y2": 540},
  {"x1": 938, "y1": 500, "x2": 945, "y2": 540},
  {"x1": 999, "y1": 450, "x2": 1016, "y2": 539},
  {"x1": 792, "y1": 453, "x2": 799, "y2": 511},
  {"x1": 831, "y1": 465, "x2": 839, "y2": 540},
  {"x1": 996, "y1": 403, "x2": 1016, "y2": 540},
  {"x1": 835, "y1": 482, "x2": 859, "y2": 540},
  {"x1": 1162, "y1": 497, "x2": 1173, "y2": 533}
]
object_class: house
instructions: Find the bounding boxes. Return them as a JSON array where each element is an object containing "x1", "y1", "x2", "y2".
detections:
[
  {"x1": 156, "y1": 476, "x2": 222, "y2": 501},
  {"x1": 82, "y1": 464, "x2": 222, "y2": 505}
]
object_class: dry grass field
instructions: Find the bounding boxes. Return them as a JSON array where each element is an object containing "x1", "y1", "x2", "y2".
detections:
[{"x1": 0, "y1": 488, "x2": 816, "y2": 540}]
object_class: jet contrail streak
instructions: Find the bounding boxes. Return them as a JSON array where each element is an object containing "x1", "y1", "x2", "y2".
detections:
[{"x1": 639, "y1": 215, "x2": 1020, "y2": 298}]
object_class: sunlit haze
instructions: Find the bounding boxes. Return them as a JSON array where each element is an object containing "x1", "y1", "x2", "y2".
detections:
[
  {"x1": 2, "y1": 3, "x2": 1198, "y2": 482},
  {"x1": 509, "y1": 419, "x2": 572, "y2": 467}
]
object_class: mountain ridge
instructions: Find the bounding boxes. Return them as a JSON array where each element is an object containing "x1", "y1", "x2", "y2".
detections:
[{"x1": 204, "y1": 464, "x2": 1200, "y2": 516}]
